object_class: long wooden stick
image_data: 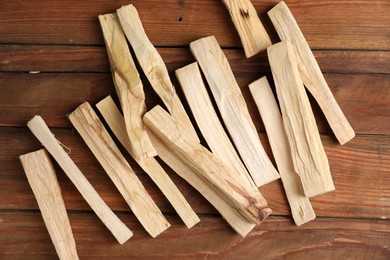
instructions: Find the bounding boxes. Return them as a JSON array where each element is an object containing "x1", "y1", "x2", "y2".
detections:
[
  {"x1": 221, "y1": 0, "x2": 271, "y2": 57},
  {"x1": 96, "y1": 96, "x2": 200, "y2": 229},
  {"x1": 20, "y1": 149, "x2": 79, "y2": 260},
  {"x1": 116, "y1": 4, "x2": 198, "y2": 141},
  {"x1": 175, "y1": 62, "x2": 255, "y2": 190},
  {"x1": 68, "y1": 102, "x2": 170, "y2": 238},
  {"x1": 27, "y1": 116, "x2": 133, "y2": 244},
  {"x1": 98, "y1": 13, "x2": 156, "y2": 160},
  {"x1": 190, "y1": 36, "x2": 279, "y2": 187},
  {"x1": 268, "y1": 1, "x2": 355, "y2": 145},
  {"x1": 144, "y1": 106, "x2": 271, "y2": 225},
  {"x1": 267, "y1": 41, "x2": 335, "y2": 198},
  {"x1": 249, "y1": 77, "x2": 316, "y2": 225}
]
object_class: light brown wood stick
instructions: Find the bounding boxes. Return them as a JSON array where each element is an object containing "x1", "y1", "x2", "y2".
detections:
[
  {"x1": 27, "y1": 115, "x2": 133, "y2": 244},
  {"x1": 96, "y1": 96, "x2": 200, "y2": 229},
  {"x1": 20, "y1": 149, "x2": 79, "y2": 260},
  {"x1": 144, "y1": 106, "x2": 271, "y2": 225},
  {"x1": 148, "y1": 132, "x2": 256, "y2": 237},
  {"x1": 116, "y1": 4, "x2": 198, "y2": 141},
  {"x1": 221, "y1": 0, "x2": 271, "y2": 57},
  {"x1": 268, "y1": 1, "x2": 355, "y2": 145},
  {"x1": 268, "y1": 41, "x2": 335, "y2": 198},
  {"x1": 249, "y1": 77, "x2": 316, "y2": 225},
  {"x1": 68, "y1": 102, "x2": 170, "y2": 238},
  {"x1": 190, "y1": 36, "x2": 279, "y2": 187},
  {"x1": 175, "y1": 62, "x2": 255, "y2": 190},
  {"x1": 98, "y1": 13, "x2": 156, "y2": 160}
]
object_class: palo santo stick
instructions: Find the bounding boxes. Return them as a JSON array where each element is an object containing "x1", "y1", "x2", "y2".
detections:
[
  {"x1": 249, "y1": 77, "x2": 316, "y2": 225},
  {"x1": 148, "y1": 132, "x2": 256, "y2": 237},
  {"x1": 144, "y1": 106, "x2": 271, "y2": 225},
  {"x1": 116, "y1": 4, "x2": 198, "y2": 141},
  {"x1": 190, "y1": 36, "x2": 279, "y2": 187},
  {"x1": 68, "y1": 102, "x2": 170, "y2": 237},
  {"x1": 98, "y1": 13, "x2": 156, "y2": 160},
  {"x1": 268, "y1": 1, "x2": 355, "y2": 145},
  {"x1": 20, "y1": 149, "x2": 79, "y2": 260},
  {"x1": 175, "y1": 62, "x2": 255, "y2": 189},
  {"x1": 96, "y1": 96, "x2": 200, "y2": 229},
  {"x1": 27, "y1": 116, "x2": 133, "y2": 244},
  {"x1": 268, "y1": 41, "x2": 335, "y2": 197},
  {"x1": 221, "y1": 0, "x2": 271, "y2": 57}
]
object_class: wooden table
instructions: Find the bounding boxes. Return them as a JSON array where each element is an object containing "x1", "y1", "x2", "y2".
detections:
[{"x1": 0, "y1": 0, "x2": 389, "y2": 259}]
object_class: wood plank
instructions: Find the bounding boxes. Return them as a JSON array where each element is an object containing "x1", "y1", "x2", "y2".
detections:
[
  {"x1": 1, "y1": 212, "x2": 389, "y2": 259},
  {"x1": 249, "y1": 77, "x2": 316, "y2": 225},
  {"x1": 96, "y1": 96, "x2": 200, "y2": 229},
  {"x1": 116, "y1": 4, "x2": 198, "y2": 141},
  {"x1": 190, "y1": 35, "x2": 279, "y2": 187},
  {"x1": 68, "y1": 102, "x2": 170, "y2": 238},
  {"x1": 99, "y1": 13, "x2": 156, "y2": 160},
  {"x1": 269, "y1": 1, "x2": 355, "y2": 145},
  {"x1": 0, "y1": 0, "x2": 388, "y2": 50},
  {"x1": 0, "y1": 72, "x2": 388, "y2": 134},
  {"x1": 221, "y1": 0, "x2": 271, "y2": 57},
  {"x1": 0, "y1": 127, "x2": 389, "y2": 219},
  {"x1": 1, "y1": 46, "x2": 389, "y2": 75},
  {"x1": 19, "y1": 149, "x2": 79, "y2": 260}
]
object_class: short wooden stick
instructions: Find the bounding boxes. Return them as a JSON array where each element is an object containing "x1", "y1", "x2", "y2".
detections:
[
  {"x1": 98, "y1": 13, "x2": 156, "y2": 160},
  {"x1": 27, "y1": 115, "x2": 133, "y2": 244},
  {"x1": 144, "y1": 106, "x2": 271, "y2": 225},
  {"x1": 20, "y1": 149, "x2": 79, "y2": 260},
  {"x1": 190, "y1": 36, "x2": 279, "y2": 187},
  {"x1": 68, "y1": 102, "x2": 170, "y2": 238},
  {"x1": 249, "y1": 77, "x2": 316, "y2": 225},
  {"x1": 116, "y1": 4, "x2": 198, "y2": 141},
  {"x1": 268, "y1": 1, "x2": 355, "y2": 145},
  {"x1": 221, "y1": 0, "x2": 271, "y2": 57},
  {"x1": 96, "y1": 96, "x2": 200, "y2": 229},
  {"x1": 267, "y1": 41, "x2": 335, "y2": 197}
]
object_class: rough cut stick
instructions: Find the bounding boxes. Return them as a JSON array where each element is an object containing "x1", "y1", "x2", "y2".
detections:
[
  {"x1": 144, "y1": 106, "x2": 271, "y2": 225},
  {"x1": 148, "y1": 132, "x2": 256, "y2": 237},
  {"x1": 98, "y1": 13, "x2": 155, "y2": 160},
  {"x1": 96, "y1": 96, "x2": 200, "y2": 229},
  {"x1": 27, "y1": 115, "x2": 133, "y2": 244},
  {"x1": 268, "y1": 41, "x2": 335, "y2": 197},
  {"x1": 249, "y1": 77, "x2": 316, "y2": 225},
  {"x1": 190, "y1": 36, "x2": 279, "y2": 187},
  {"x1": 175, "y1": 62, "x2": 255, "y2": 190},
  {"x1": 20, "y1": 149, "x2": 79, "y2": 260},
  {"x1": 68, "y1": 103, "x2": 170, "y2": 237},
  {"x1": 268, "y1": 1, "x2": 355, "y2": 145},
  {"x1": 221, "y1": 0, "x2": 271, "y2": 57},
  {"x1": 116, "y1": 4, "x2": 198, "y2": 141}
]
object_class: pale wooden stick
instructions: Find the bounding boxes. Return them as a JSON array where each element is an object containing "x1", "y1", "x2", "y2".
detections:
[
  {"x1": 190, "y1": 36, "x2": 279, "y2": 187},
  {"x1": 175, "y1": 62, "x2": 255, "y2": 190},
  {"x1": 116, "y1": 4, "x2": 198, "y2": 141},
  {"x1": 148, "y1": 132, "x2": 256, "y2": 237},
  {"x1": 68, "y1": 103, "x2": 170, "y2": 237},
  {"x1": 268, "y1": 1, "x2": 355, "y2": 145},
  {"x1": 144, "y1": 106, "x2": 271, "y2": 225},
  {"x1": 96, "y1": 96, "x2": 200, "y2": 229},
  {"x1": 20, "y1": 149, "x2": 79, "y2": 260},
  {"x1": 221, "y1": 0, "x2": 271, "y2": 57},
  {"x1": 98, "y1": 13, "x2": 156, "y2": 160},
  {"x1": 249, "y1": 77, "x2": 316, "y2": 225},
  {"x1": 268, "y1": 41, "x2": 335, "y2": 197},
  {"x1": 27, "y1": 116, "x2": 133, "y2": 244}
]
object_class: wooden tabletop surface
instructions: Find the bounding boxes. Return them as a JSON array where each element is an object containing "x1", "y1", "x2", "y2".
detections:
[{"x1": 0, "y1": 0, "x2": 389, "y2": 259}]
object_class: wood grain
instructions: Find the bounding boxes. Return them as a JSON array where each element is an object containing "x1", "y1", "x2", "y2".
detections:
[
  {"x1": 0, "y1": 212, "x2": 389, "y2": 259},
  {"x1": 0, "y1": 0, "x2": 388, "y2": 50}
]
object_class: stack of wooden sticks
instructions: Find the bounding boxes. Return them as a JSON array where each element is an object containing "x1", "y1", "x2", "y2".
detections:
[{"x1": 19, "y1": 1, "x2": 354, "y2": 259}]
